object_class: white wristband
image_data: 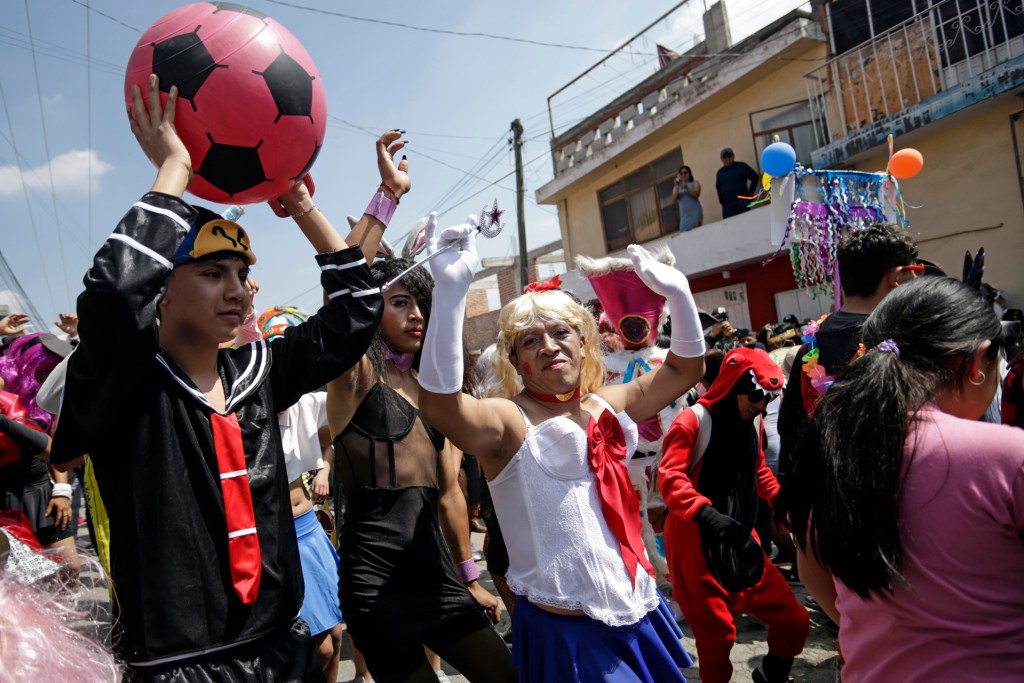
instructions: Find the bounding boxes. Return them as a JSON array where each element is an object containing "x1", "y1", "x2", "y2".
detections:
[{"x1": 51, "y1": 482, "x2": 72, "y2": 499}]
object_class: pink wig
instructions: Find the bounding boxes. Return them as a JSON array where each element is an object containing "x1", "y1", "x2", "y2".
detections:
[
  {"x1": 0, "y1": 572, "x2": 120, "y2": 682},
  {"x1": 0, "y1": 333, "x2": 62, "y2": 431}
]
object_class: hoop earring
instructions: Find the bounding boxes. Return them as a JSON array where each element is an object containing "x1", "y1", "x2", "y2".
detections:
[{"x1": 969, "y1": 371, "x2": 986, "y2": 386}]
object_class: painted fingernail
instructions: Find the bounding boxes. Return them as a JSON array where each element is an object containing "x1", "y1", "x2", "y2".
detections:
[
  {"x1": 400, "y1": 130, "x2": 406, "y2": 134},
  {"x1": 402, "y1": 155, "x2": 407, "y2": 161},
  {"x1": 391, "y1": 128, "x2": 400, "y2": 131}
]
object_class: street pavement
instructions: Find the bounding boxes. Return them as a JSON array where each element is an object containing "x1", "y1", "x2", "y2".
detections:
[{"x1": 73, "y1": 528, "x2": 839, "y2": 682}]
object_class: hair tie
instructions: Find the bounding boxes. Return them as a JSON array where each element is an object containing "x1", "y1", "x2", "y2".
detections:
[{"x1": 877, "y1": 339, "x2": 900, "y2": 357}]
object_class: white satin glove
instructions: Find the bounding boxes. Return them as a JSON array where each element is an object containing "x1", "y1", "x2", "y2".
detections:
[
  {"x1": 418, "y1": 213, "x2": 479, "y2": 394},
  {"x1": 627, "y1": 244, "x2": 706, "y2": 358},
  {"x1": 425, "y1": 212, "x2": 479, "y2": 290}
]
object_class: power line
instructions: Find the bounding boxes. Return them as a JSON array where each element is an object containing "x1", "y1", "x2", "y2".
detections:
[
  {"x1": 67, "y1": 0, "x2": 139, "y2": 32},
  {"x1": 262, "y1": 0, "x2": 648, "y2": 55},
  {"x1": 436, "y1": 148, "x2": 550, "y2": 218},
  {"x1": 0, "y1": 25, "x2": 124, "y2": 71},
  {"x1": 426, "y1": 141, "x2": 508, "y2": 213},
  {"x1": 0, "y1": 249, "x2": 46, "y2": 326},
  {"x1": 0, "y1": 135, "x2": 101, "y2": 256},
  {"x1": 85, "y1": 0, "x2": 93, "y2": 251},
  {"x1": 0, "y1": 78, "x2": 58, "y2": 319},
  {"x1": 327, "y1": 114, "x2": 517, "y2": 222},
  {"x1": 24, "y1": 0, "x2": 73, "y2": 307}
]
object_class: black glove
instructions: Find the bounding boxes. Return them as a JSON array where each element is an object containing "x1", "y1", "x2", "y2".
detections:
[
  {"x1": 695, "y1": 506, "x2": 749, "y2": 545},
  {"x1": 0, "y1": 414, "x2": 49, "y2": 458}
]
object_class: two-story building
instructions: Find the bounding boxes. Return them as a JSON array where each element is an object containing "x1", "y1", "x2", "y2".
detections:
[{"x1": 536, "y1": 0, "x2": 1024, "y2": 329}]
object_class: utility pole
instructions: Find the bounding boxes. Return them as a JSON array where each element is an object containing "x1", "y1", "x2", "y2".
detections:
[{"x1": 511, "y1": 118, "x2": 528, "y2": 291}]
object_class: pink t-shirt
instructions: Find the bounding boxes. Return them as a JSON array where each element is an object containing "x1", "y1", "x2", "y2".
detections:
[{"x1": 836, "y1": 405, "x2": 1024, "y2": 682}]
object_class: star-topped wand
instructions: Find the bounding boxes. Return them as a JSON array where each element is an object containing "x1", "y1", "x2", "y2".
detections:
[{"x1": 382, "y1": 200, "x2": 505, "y2": 290}]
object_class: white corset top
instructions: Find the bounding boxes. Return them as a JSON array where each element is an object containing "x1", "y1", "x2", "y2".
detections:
[{"x1": 487, "y1": 395, "x2": 660, "y2": 626}]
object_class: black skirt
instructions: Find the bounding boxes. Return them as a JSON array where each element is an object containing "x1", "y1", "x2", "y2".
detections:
[
  {"x1": 339, "y1": 486, "x2": 488, "y2": 641},
  {"x1": 0, "y1": 472, "x2": 73, "y2": 546}
]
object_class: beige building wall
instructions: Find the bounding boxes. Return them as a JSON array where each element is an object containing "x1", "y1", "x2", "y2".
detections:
[
  {"x1": 847, "y1": 99, "x2": 1024, "y2": 305},
  {"x1": 559, "y1": 41, "x2": 828, "y2": 261}
]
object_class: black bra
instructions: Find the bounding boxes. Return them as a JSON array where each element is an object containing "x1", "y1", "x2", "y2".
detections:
[{"x1": 341, "y1": 383, "x2": 445, "y2": 451}]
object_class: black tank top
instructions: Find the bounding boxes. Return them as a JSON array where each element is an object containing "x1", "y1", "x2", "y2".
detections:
[{"x1": 334, "y1": 382, "x2": 445, "y2": 492}]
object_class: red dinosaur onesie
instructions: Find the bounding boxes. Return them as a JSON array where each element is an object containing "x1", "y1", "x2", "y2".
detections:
[{"x1": 659, "y1": 348, "x2": 808, "y2": 683}]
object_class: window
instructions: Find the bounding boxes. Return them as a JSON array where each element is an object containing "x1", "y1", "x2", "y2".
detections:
[
  {"x1": 750, "y1": 101, "x2": 823, "y2": 169},
  {"x1": 828, "y1": 0, "x2": 917, "y2": 54},
  {"x1": 598, "y1": 148, "x2": 683, "y2": 251}
]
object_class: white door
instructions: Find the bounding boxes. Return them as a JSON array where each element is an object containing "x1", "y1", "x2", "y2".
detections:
[
  {"x1": 773, "y1": 287, "x2": 832, "y2": 325},
  {"x1": 692, "y1": 283, "x2": 751, "y2": 331}
]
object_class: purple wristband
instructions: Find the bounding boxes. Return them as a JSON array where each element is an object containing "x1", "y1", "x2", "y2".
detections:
[
  {"x1": 364, "y1": 190, "x2": 397, "y2": 227},
  {"x1": 455, "y1": 558, "x2": 480, "y2": 584}
]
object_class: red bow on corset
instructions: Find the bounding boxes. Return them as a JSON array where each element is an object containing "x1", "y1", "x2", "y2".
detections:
[{"x1": 587, "y1": 409, "x2": 655, "y2": 589}]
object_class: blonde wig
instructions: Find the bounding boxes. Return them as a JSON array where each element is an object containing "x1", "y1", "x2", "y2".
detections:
[{"x1": 489, "y1": 290, "x2": 606, "y2": 398}]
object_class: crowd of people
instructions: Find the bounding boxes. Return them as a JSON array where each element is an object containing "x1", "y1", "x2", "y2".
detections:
[{"x1": 1, "y1": 74, "x2": 1022, "y2": 683}]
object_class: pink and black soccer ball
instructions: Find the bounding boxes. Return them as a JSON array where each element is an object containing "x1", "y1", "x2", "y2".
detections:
[{"x1": 125, "y1": 2, "x2": 326, "y2": 205}]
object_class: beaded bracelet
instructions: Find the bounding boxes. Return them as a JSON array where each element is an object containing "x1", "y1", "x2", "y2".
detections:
[
  {"x1": 290, "y1": 203, "x2": 318, "y2": 219},
  {"x1": 378, "y1": 181, "x2": 400, "y2": 204}
]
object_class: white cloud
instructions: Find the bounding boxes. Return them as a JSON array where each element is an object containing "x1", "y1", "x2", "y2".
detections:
[{"x1": 0, "y1": 149, "x2": 113, "y2": 197}]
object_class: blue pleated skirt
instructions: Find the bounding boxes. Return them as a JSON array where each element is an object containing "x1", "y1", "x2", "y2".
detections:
[
  {"x1": 512, "y1": 592, "x2": 693, "y2": 682},
  {"x1": 294, "y1": 507, "x2": 343, "y2": 636}
]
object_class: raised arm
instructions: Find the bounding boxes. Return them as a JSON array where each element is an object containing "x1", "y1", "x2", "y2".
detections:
[
  {"x1": 596, "y1": 245, "x2": 704, "y2": 420},
  {"x1": 52, "y1": 75, "x2": 194, "y2": 467},
  {"x1": 276, "y1": 131, "x2": 409, "y2": 262},
  {"x1": 269, "y1": 129, "x2": 421, "y2": 409},
  {"x1": 416, "y1": 214, "x2": 523, "y2": 465},
  {"x1": 130, "y1": 74, "x2": 191, "y2": 198}
]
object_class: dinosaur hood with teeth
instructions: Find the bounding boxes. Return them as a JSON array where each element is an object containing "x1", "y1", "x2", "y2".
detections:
[{"x1": 698, "y1": 347, "x2": 784, "y2": 411}]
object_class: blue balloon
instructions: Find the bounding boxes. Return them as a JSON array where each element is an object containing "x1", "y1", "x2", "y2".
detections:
[{"x1": 760, "y1": 142, "x2": 797, "y2": 177}]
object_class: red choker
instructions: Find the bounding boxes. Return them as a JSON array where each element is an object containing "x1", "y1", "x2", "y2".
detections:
[{"x1": 525, "y1": 386, "x2": 581, "y2": 403}]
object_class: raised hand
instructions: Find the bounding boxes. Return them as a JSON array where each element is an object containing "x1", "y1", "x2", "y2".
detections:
[
  {"x1": 627, "y1": 244, "x2": 691, "y2": 298},
  {"x1": 376, "y1": 130, "x2": 410, "y2": 201},
  {"x1": 54, "y1": 313, "x2": 78, "y2": 338},
  {"x1": 129, "y1": 74, "x2": 192, "y2": 195},
  {"x1": 424, "y1": 212, "x2": 479, "y2": 290},
  {"x1": 0, "y1": 313, "x2": 30, "y2": 337}
]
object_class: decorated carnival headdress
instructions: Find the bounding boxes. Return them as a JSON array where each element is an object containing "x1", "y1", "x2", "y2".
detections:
[
  {"x1": 576, "y1": 249, "x2": 674, "y2": 349},
  {"x1": 256, "y1": 306, "x2": 308, "y2": 341}
]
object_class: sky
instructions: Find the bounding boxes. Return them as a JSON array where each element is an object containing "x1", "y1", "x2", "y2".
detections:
[{"x1": 0, "y1": 0, "x2": 808, "y2": 332}]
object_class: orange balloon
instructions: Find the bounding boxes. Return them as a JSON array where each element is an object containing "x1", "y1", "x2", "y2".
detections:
[{"x1": 889, "y1": 148, "x2": 923, "y2": 179}]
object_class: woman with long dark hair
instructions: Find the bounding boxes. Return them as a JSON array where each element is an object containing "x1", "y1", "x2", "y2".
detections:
[
  {"x1": 327, "y1": 257, "x2": 515, "y2": 683},
  {"x1": 787, "y1": 277, "x2": 1024, "y2": 682},
  {"x1": 671, "y1": 165, "x2": 703, "y2": 232}
]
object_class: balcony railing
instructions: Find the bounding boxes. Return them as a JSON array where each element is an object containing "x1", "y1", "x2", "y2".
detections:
[{"x1": 805, "y1": 0, "x2": 1024, "y2": 143}]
